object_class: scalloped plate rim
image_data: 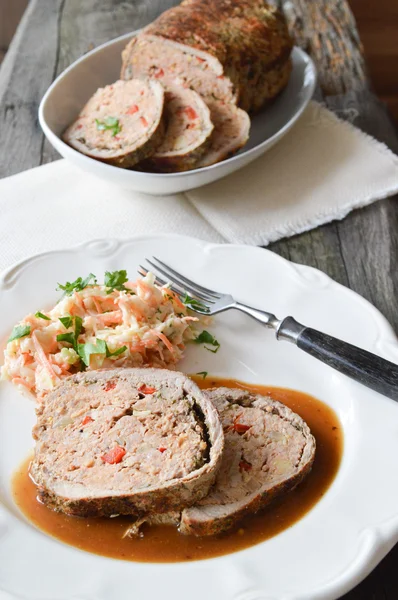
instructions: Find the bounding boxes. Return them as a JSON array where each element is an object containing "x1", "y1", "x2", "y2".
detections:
[{"x1": 1, "y1": 234, "x2": 398, "y2": 600}]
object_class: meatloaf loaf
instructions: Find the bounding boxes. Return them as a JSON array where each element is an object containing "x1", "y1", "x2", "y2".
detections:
[
  {"x1": 30, "y1": 369, "x2": 224, "y2": 517},
  {"x1": 63, "y1": 79, "x2": 165, "y2": 168},
  {"x1": 121, "y1": 0, "x2": 293, "y2": 113},
  {"x1": 142, "y1": 85, "x2": 213, "y2": 172},
  {"x1": 127, "y1": 387, "x2": 315, "y2": 536}
]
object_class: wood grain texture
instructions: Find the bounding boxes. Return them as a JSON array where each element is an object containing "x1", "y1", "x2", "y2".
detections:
[
  {"x1": 283, "y1": 0, "x2": 367, "y2": 94},
  {"x1": 0, "y1": 0, "x2": 63, "y2": 177},
  {"x1": 271, "y1": 0, "x2": 398, "y2": 337},
  {"x1": 0, "y1": 1, "x2": 398, "y2": 597},
  {"x1": 349, "y1": 0, "x2": 398, "y2": 122},
  {"x1": 0, "y1": 0, "x2": 28, "y2": 59}
]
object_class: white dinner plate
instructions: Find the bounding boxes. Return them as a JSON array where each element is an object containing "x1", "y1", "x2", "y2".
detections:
[
  {"x1": 1, "y1": 235, "x2": 398, "y2": 600},
  {"x1": 39, "y1": 32, "x2": 316, "y2": 195}
]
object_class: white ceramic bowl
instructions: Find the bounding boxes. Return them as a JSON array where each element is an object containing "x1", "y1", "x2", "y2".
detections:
[{"x1": 39, "y1": 33, "x2": 316, "y2": 195}]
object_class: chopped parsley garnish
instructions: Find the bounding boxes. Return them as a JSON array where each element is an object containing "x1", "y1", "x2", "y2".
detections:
[
  {"x1": 56, "y1": 316, "x2": 83, "y2": 350},
  {"x1": 35, "y1": 312, "x2": 50, "y2": 320},
  {"x1": 76, "y1": 339, "x2": 127, "y2": 366},
  {"x1": 59, "y1": 316, "x2": 73, "y2": 329},
  {"x1": 57, "y1": 273, "x2": 97, "y2": 296},
  {"x1": 104, "y1": 270, "x2": 130, "y2": 294},
  {"x1": 56, "y1": 332, "x2": 76, "y2": 346},
  {"x1": 182, "y1": 293, "x2": 209, "y2": 313},
  {"x1": 77, "y1": 340, "x2": 106, "y2": 367},
  {"x1": 196, "y1": 371, "x2": 208, "y2": 379},
  {"x1": 8, "y1": 324, "x2": 31, "y2": 343},
  {"x1": 74, "y1": 315, "x2": 83, "y2": 339},
  {"x1": 95, "y1": 117, "x2": 122, "y2": 137},
  {"x1": 194, "y1": 330, "x2": 220, "y2": 353},
  {"x1": 106, "y1": 343, "x2": 127, "y2": 358},
  {"x1": 56, "y1": 319, "x2": 127, "y2": 367}
]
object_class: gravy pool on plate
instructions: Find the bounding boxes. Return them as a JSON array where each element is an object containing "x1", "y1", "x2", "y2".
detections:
[{"x1": 12, "y1": 376, "x2": 343, "y2": 563}]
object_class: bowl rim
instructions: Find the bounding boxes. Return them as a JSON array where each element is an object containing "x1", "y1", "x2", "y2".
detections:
[{"x1": 38, "y1": 32, "x2": 317, "y2": 179}]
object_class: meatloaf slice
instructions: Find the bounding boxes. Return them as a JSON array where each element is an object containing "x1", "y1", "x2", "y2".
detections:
[
  {"x1": 127, "y1": 387, "x2": 315, "y2": 536},
  {"x1": 30, "y1": 369, "x2": 224, "y2": 517},
  {"x1": 196, "y1": 100, "x2": 250, "y2": 167},
  {"x1": 63, "y1": 79, "x2": 165, "y2": 168},
  {"x1": 121, "y1": 0, "x2": 293, "y2": 112},
  {"x1": 142, "y1": 86, "x2": 214, "y2": 172},
  {"x1": 179, "y1": 388, "x2": 315, "y2": 535}
]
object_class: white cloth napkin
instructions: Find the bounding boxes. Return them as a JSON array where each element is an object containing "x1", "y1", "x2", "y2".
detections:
[{"x1": 1, "y1": 101, "x2": 398, "y2": 272}]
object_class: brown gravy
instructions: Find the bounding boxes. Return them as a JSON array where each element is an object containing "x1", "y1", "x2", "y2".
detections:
[{"x1": 12, "y1": 376, "x2": 343, "y2": 562}]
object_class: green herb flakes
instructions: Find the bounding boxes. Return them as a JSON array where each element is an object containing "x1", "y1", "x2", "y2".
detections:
[
  {"x1": 196, "y1": 371, "x2": 208, "y2": 379},
  {"x1": 194, "y1": 330, "x2": 220, "y2": 353},
  {"x1": 8, "y1": 324, "x2": 31, "y2": 343},
  {"x1": 77, "y1": 340, "x2": 107, "y2": 367},
  {"x1": 105, "y1": 343, "x2": 127, "y2": 358},
  {"x1": 56, "y1": 316, "x2": 83, "y2": 351},
  {"x1": 74, "y1": 315, "x2": 83, "y2": 340},
  {"x1": 104, "y1": 270, "x2": 130, "y2": 293},
  {"x1": 59, "y1": 316, "x2": 73, "y2": 329},
  {"x1": 56, "y1": 332, "x2": 76, "y2": 346},
  {"x1": 182, "y1": 293, "x2": 209, "y2": 313},
  {"x1": 57, "y1": 273, "x2": 97, "y2": 296},
  {"x1": 35, "y1": 312, "x2": 50, "y2": 320},
  {"x1": 95, "y1": 117, "x2": 122, "y2": 137}
]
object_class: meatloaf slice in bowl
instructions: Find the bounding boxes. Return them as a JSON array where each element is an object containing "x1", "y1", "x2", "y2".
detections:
[
  {"x1": 30, "y1": 368, "x2": 224, "y2": 517},
  {"x1": 142, "y1": 86, "x2": 214, "y2": 172},
  {"x1": 196, "y1": 100, "x2": 250, "y2": 168},
  {"x1": 63, "y1": 79, "x2": 165, "y2": 168}
]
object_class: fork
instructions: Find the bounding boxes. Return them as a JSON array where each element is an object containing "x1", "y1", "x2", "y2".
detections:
[{"x1": 138, "y1": 257, "x2": 398, "y2": 401}]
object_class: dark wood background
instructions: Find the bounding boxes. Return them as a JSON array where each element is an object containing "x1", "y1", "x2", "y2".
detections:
[
  {"x1": 0, "y1": 1, "x2": 398, "y2": 599},
  {"x1": 1, "y1": 0, "x2": 397, "y2": 122}
]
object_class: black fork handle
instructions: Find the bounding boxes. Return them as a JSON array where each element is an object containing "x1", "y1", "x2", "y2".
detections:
[{"x1": 277, "y1": 317, "x2": 398, "y2": 401}]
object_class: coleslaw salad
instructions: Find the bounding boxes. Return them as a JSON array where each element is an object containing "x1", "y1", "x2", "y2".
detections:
[{"x1": 1, "y1": 270, "x2": 211, "y2": 398}]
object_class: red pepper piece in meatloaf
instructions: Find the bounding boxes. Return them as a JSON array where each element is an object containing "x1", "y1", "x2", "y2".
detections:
[
  {"x1": 30, "y1": 368, "x2": 224, "y2": 517},
  {"x1": 63, "y1": 79, "x2": 166, "y2": 168}
]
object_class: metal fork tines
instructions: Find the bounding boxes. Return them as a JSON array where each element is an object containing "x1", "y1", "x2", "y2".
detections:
[{"x1": 138, "y1": 257, "x2": 227, "y2": 313}]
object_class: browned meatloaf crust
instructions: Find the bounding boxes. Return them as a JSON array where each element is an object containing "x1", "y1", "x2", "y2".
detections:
[
  {"x1": 63, "y1": 79, "x2": 165, "y2": 168},
  {"x1": 30, "y1": 369, "x2": 224, "y2": 517},
  {"x1": 121, "y1": 0, "x2": 293, "y2": 113},
  {"x1": 126, "y1": 387, "x2": 315, "y2": 536}
]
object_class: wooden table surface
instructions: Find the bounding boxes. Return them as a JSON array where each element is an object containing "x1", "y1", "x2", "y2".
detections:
[{"x1": 1, "y1": 1, "x2": 398, "y2": 598}]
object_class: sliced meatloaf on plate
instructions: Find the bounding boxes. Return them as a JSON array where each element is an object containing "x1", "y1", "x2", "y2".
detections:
[
  {"x1": 127, "y1": 387, "x2": 315, "y2": 536},
  {"x1": 121, "y1": 0, "x2": 293, "y2": 113},
  {"x1": 63, "y1": 79, "x2": 165, "y2": 168},
  {"x1": 30, "y1": 369, "x2": 224, "y2": 517},
  {"x1": 178, "y1": 387, "x2": 315, "y2": 535},
  {"x1": 142, "y1": 85, "x2": 214, "y2": 172}
]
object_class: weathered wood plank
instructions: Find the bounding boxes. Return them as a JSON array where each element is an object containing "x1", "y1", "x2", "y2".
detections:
[
  {"x1": 283, "y1": 0, "x2": 367, "y2": 94},
  {"x1": 0, "y1": 0, "x2": 63, "y2": 177},
  {"x1": 271, "y1": 1, "x2": 398, "y2": 338},
  {"x1": 276, "y1": 5, "x2": 398, "y2": 595}
]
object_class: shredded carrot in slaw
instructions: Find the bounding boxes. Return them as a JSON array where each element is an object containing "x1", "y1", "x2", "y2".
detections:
[{"x1": 1, "y1": 271, "x2": 202, "y2": 398}]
